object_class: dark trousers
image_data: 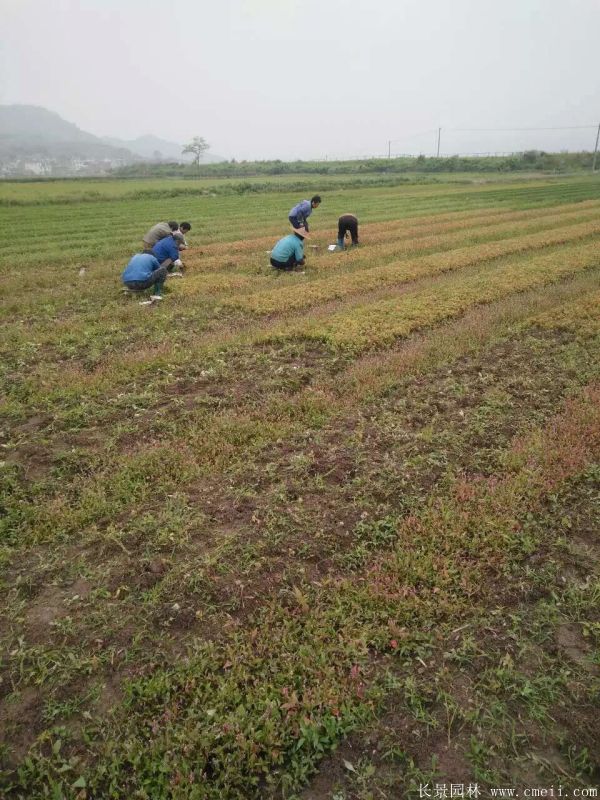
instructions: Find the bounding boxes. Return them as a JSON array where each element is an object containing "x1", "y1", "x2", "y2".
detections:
[
  {"x1": 289, "y1": 214, "x2": 308, "y2": 232},
  {"x1": 124, "y1": 265, "x2": 168, "y2": 293},
  {"x1": 159, "y1": 258, "x2": 175, "y2": 272},
  {"x1": 338, "y1": 215, "x2": 359, "y2": 245},
  {"x1": 270, "y1": 255, "x2": 299, "y2": 271}
]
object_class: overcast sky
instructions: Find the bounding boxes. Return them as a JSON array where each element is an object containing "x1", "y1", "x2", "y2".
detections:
[{"x1": 2, "y1": 0, "x2": 599, "y2": 160}]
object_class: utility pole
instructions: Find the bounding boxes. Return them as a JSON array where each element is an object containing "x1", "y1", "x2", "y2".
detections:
[
  {"x1": 436, "y1": 127, "x2": 441, "y2": 158},
  {"x1": 388, "y1": 140, "x2": 391, "y2": 159},
  {"x1": 592, "y1": 123, "x2": 600, "y2": 172}
]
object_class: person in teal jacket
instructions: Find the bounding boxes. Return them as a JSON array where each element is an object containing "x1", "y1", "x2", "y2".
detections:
[{"x1": 270, "y1": 228, "x2": 308, "y2": 271}]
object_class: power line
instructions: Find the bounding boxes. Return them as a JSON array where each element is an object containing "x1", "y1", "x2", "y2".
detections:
[{"x1": 385, "y1": 123, "x2": 600, "y2": 166}]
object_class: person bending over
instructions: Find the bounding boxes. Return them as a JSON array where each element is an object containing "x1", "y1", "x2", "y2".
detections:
[
  {"x1": 288, "y1": 195, "x2": 321, "y2": 232},
  {"x1": 152, "y1": 233, "x2": 184, "y2": 273},
  {"x1": 122, "y1": 253, "x2": 167, "y2": 300},
  {"x1": 173, "y1": 221, "x2": 192, "y2": 251},
  {"x1": 142, "y1": 220, "x2": 179, "y2": 251},
  {"x1": 270, "y1": 227, "x2": 308, "y2": 271},
  {"x1": 337, "y1": 214, "x2": 359, "y2": 249}
]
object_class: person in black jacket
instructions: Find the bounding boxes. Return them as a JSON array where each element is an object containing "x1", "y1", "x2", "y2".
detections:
[{"x1": 337, "y1": 214, "x2": 359, "y2": 249}]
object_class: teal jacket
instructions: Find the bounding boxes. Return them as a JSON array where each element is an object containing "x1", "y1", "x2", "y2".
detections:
[{"x1": 271, "y1": 234, "x2": 304, "y2": 262}]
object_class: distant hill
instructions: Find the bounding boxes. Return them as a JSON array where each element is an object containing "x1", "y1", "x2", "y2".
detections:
[
  {"x1": 0, "y1": 105, "x2": 136, "y2": 162},
  {"x1": 0, "y1": 104, "x2": 99, "y2": 144},
  {"x1": 0, "y1": 105, "x2": 224, "y2": 177},
  {"x1": 103, "y1": 134, "x2": 226, "y2": 164},
  {"x1": 102, "y1": 134, "x2": 188, "y2": 161}
]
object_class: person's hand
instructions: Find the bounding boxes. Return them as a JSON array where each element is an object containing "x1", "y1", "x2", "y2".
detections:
[{"x1": 174, "y1": 259, "x2": 183, "y2": 269}]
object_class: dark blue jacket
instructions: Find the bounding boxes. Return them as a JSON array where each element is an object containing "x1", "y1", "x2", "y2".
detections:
[{"x1": 152, "y1": 235, "x2": 179, "y2": 263}]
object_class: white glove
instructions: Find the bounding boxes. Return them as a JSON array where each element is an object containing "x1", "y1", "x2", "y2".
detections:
[{"x1": 174, "y1": 259, "x2": 183, "y2": 268}]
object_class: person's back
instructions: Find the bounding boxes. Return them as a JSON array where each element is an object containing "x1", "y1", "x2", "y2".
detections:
[
  {"x1": 288, "y1": 196, "x2": 321, "y2": 232},
  {"x1": 143, "y1": 221, "x2": 176, "y2": 249},
  {"x1": 122, "y1": 253, "x2": 160, "y2": 282},
  {"x1": 152, "y1": 235, "x2": 180, "y2": 265},
  {"x1": 289, "y1": 199, "x2": 311, "y2": 221},
  {"x1": 272, "y1": 234, "x2": 303, "y2": 262},
  {"x1": 337, "y1": 214, "x2": 359, "y2": 249},
  {"x1": 122, "y1": 253, "x2": 167, "y2": 299},
  {"x1": 270, "y1": 232, "x2": 306, "y2": 270}
]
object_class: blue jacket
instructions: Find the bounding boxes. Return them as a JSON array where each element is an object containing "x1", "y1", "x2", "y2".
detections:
[
  {"x1": 152, "y1": 235, "x2": 179, "y2": 263},
  {"x1": 289, "y1": 200, "x2": 312, "y2": 226},
  {"x1": 122, "y1": 253, "x2": 161, "y2": 283}
]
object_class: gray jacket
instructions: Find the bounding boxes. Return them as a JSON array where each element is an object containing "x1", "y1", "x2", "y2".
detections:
[{"x1": 143, "y1": 222, "x2": 172, "y2": 247}]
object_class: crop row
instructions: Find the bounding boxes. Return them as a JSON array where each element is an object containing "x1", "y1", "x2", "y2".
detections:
[
  {"x1": 184, "y1": 208, "x2": 600, "y2": 300},
  {"x1": 269, "y1": 239, "x2": 600, "y2": 348},
  {"x1": 224, "y1": 219, "x2": 600, "y2": 314},
  {"x1": 3, "y1": 180, "x2": 600, "y2": 268},
  {"x1": 299, "y1": 205, "x2": 600, "y2": 278},
  {"x1": 187, "y1": 199, "x2": 600, "y2": 273},
  {"x1": 532, "y1": 289, "x2": 600, "y2": 336}
]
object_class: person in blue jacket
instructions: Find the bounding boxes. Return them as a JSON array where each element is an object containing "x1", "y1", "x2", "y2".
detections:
[
  {"x1": 270, "y1": 227, "x2": 308, "y2": 271},
  {"x1": 152, "y1": 234, "x2": 183, "y2": 273},
  {"x1": 122, "y1": 253, "x2": 167, "y2": 299},
  {"x1": 288, "y1": 195, "x2": 321, "y2": 232}
]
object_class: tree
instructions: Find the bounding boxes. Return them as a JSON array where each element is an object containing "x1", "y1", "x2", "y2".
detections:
[{"x1": 182, "y1": 136, "x2": 210, "y2": 170}]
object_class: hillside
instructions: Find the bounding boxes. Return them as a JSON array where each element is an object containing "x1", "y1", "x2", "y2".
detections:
[
  {"x1": 0, "y1": 105, "x2": 134, "y2": 157},
  {"x1": 0, "y1": 105, "x2": 223, "y2": 176},
  {"x1": 0, "y1": 105, "x2": 229, "y2": 176}
]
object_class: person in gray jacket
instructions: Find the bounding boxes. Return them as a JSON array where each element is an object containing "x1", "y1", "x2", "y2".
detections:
[{"x1": 142, "y1": 220, "x2": 179, "y2": 251}]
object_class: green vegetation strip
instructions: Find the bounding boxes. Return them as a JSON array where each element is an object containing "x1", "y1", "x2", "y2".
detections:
[{"x1": 2, "y1": 178, "x2": 600, "y2": 269}]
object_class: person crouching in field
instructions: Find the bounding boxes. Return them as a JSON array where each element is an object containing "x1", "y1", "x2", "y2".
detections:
[
  {"x1": 288, "y1": 195, "x2": 321, "y2": 233},
  {"x1": 122, "y1": 253, "x2": 167, "y2": 300},
  {"x1": 142, "y1": 220, "x2": 179, "y2": 252},
  {"x1": 337, "y1": 214, "x2": 359, "y2": 249},
  {"x1": 152, "y1": 232, "x2": 184, "y2": 275},
  {"x1": 173, "y1": 221, "x2": 192, "y2": 251},
  {"x1": 270, "y1": 228, "x2": 308, "y2": 271}
]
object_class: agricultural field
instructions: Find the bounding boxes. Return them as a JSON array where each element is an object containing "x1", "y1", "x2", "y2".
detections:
[{"x1": 0, "y1": 174, "x2": 599, "y2": 799}]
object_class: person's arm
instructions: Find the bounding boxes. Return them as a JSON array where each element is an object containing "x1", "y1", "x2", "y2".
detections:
[
  {"x1": 301, "y1": 200, "x2": 311, "y2": 231},
  {"x1": 167, "y1": 238, "x2": 180, "y2": 262}
]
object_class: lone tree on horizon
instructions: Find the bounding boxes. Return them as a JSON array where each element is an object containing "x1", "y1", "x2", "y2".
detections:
[{"x1": 182, "y1": 136, "x2": 210, "y2": 171}]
